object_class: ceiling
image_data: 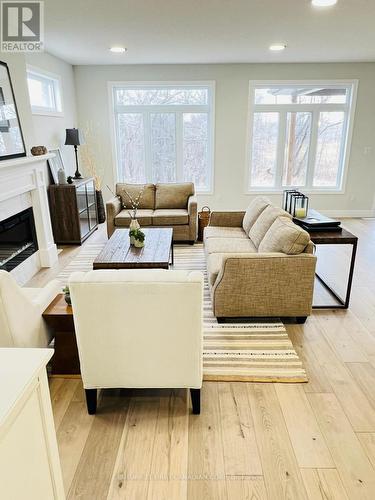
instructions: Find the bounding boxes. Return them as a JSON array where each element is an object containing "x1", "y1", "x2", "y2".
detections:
[{"x1": 44, "y1": 0, "x2": 375, "y2": 65}]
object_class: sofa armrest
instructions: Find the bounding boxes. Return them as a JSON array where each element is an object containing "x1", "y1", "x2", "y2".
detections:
[
  {"x1": 188, "y1": 195, "x2": 198, "y2": 241},
  {"x1": 209, "y1": 211, "x2": 245, "y2": 228},
  {"x1": 212, "y1": 253, "x2": 317, "y2": 317},
  {"x1": 106, "y1": 196, "x2": 122, "y2": 238},
  {"x1": 106, "y1": 196, "x2": 122, "y2": 216},
  {"x1": 188, "y1": 195, "x2": 198, "y2": 216},
  {"x1": 28, "y1": 279, "x2": 62, "y2": 313}
]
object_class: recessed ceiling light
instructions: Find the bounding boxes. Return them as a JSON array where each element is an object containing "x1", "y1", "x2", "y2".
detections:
[
  {"x1": 312, "y1": 0, "x2": 337, "y2": 6},
  {"x1": 269, "y1": 44, "x2": 287, "y2": 52},
  {"x1": 110, "y1": 46, "x2": 127, "y2": 53}
]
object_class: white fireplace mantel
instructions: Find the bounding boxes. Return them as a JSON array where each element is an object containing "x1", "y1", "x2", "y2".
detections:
[{"x1": 0, "y1": 154, "x2": 58, "y2": 283}]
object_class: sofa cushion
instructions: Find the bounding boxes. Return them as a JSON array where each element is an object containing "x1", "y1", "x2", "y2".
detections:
[
  {"x1": 258, "y1": 216, "x2": 310, "y2": 255},
  {"x1": 155, "y1": 182, "x2": 194, "y2": 209},
  {"x1": 205, "y1": 238, "x2": 257, "y2": 255},
  {"x1": 203, "y1": 226, "x2": 248, "y2": 242},
  {"x1": 242, "y1": 197, "x2": 270, "y2": 234},
  {"x1": 115, "y1": 209, "x2": 154, "y2": 227},
  {"x1": 249, "y1": 206, "x2": 291, "y2": 248},
  {"x1": 153, "y1": 209, "x2": 189, "y2": 226},
  {"x1": 116, "y1": 183, "x2": 155, "y2": 209}
]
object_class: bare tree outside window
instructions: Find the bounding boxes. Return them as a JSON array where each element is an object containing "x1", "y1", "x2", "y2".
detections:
[
  {"x1": 251, "y1": 112, "x2": 278, "y2": 187},
  {"x1": 150, "y1": 113, "x2": 176, "y2": 183},
  {"x1": 249, "y1": 83, "x2": 355, "y2": 191},
  {"x1": 117, "y1": 113, "x2": 146, "y2": 184},
  {"x1": 283, "y1": 111, "x2": 312, "y2": 187},
  {"x1": 183, "y1": 113, "x2": 208, "y2": 190},
  {"x1": 113, "y1": 85, "x2": 213, "y2": 192}
]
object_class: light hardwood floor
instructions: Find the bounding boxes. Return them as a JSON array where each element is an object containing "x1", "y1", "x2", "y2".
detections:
[{"x1": 29, "y1": 219, "x2": 375, "y2": 499}]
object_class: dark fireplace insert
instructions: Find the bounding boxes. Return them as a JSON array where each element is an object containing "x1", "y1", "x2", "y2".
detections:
[{"x1": 0, "y1": 208, "x2": 38, "y2": 272}]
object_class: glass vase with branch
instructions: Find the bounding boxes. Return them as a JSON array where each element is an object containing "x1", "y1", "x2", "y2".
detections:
[
  {"x1": 122, "y1": 186, "x2": 145, "y2": 244},
  {"x1": 79, "y1": 122, "x2": 106, "y2": 222}
]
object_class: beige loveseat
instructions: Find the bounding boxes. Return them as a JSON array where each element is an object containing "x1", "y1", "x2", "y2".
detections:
[
  {"x1": 204, "y1": 197, "x2": 317, "y2": 322},
  {"x1": 106, "y1": 182, "x2": 197, "y2": 242}
]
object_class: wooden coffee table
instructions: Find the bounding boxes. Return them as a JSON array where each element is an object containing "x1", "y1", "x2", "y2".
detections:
[{"x1": 93, "y1": 227, "x2": 174, "y2": 270}]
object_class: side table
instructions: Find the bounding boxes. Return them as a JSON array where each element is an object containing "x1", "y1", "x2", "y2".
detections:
[
  {"x1": 43, "y1": 294, "x2": 80, "y2": 375},
  {"x1": 309, "y1": 228, "x2": 358, "y2": 309}
]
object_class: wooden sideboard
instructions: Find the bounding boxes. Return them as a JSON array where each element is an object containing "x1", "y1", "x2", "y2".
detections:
[
  {"x1": 0, "y1": 348, "x2": 65, "y2": 499},
  {"x1": 48, "y1": 177, "x2": 98, "y2": 245}
]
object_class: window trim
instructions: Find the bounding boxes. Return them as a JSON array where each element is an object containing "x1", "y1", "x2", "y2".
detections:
[
  {"x1": 108, "y1": 80, "x2": 215, "y2": 194},
  {"x1": 27, "y1": 65, "x2": 64, "y2": 117},
  {"x1": 245, "y1": 79, "x2": 358, "y2": 195}
]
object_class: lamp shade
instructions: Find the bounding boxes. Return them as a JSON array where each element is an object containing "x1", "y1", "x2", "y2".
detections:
[{"x1": 65, "y1": 128, "x2": 84, "y2": 146}]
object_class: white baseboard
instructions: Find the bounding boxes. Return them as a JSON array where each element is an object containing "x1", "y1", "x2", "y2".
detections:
[
  {"x1": 322, "y1": 210, "x2": 375, "y2": 218},
  {"x1": 10, "y1": 250, "x2": 41, "y2": 286}
]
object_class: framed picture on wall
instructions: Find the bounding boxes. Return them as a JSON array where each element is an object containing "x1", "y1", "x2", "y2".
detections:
[
  {"x1": 47, "y1": 148, "x2": 65, "y2": 184},
  {"x1": 0, "y1": 61, "x2": 26, "y2": 160}
]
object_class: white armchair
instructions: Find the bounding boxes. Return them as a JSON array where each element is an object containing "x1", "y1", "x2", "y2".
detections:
[
  {"x1": 0, "y1": 270, "x2": 61, "y2": 347},
  {"x1": 69, "y1": 269, "x2": 203, "y2": 414}
]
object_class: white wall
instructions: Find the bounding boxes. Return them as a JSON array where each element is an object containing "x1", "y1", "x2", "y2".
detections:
[
  {"x1": 74, "y1": 62, "x2": 375, "y2": 216},
  {"x1": 0, "y1": 52, "x2": 78, "y2": 178},
  {"x1": 0, "y1": 53, "x2": 35, "y2": 152},
  {"x1": 26, "y1": 52, "x2": 78, "y2": 177}
]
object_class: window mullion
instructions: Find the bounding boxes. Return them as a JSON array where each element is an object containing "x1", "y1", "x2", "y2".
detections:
[
  {"x1": 254, "y1": 104, "x2": 347, "y2": 113},
  {"x1": 144, "y1": 111, "x2": 152, "y2": 183},
  {"x1": 176, "y1": 112, "x2": 183, "y2": 182},
  {"x1": 275, "y1": 111, "x2": 287, "y2": 189},
  {"x1": 306, "y1": 110, "x2": 320, "y2": 190}
]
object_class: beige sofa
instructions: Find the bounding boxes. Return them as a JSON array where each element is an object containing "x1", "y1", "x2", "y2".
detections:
[
  {"x1": 106, "y1": 182, "x2": 197, "y2": 242},
  {"x1": 204, "y1": 197, "x2": 317, "y2": 322}
]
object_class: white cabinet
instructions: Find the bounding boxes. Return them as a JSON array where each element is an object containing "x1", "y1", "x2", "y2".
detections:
[{"x1": 0, "y1": 348, "x2": 65, "y2": 500}]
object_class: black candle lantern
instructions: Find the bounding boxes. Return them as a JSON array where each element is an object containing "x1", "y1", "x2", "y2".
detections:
[
  {"x1": 291, "y1": 194, "x2": 309, "y2": 219},
  {"x1": 283, "y1": 189, "x2": 300, "y2": 213}
]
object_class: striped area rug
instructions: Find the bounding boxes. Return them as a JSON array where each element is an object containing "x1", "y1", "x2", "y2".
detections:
[{"x1": 57, "y1": 243, "x2": 307, "y2": 383}]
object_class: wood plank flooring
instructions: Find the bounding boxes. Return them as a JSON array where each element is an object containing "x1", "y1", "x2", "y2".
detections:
[{"x1": 27, "y1": 219, "x2": 375, "y2": 499}]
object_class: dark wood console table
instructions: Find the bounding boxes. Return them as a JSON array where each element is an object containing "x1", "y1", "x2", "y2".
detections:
[
  {"x1": 48, "y1": 177, "x2": 98, "y2": 245},
  {"x1": 309, "y1": 228, "x2": 358, "y2": 309}
]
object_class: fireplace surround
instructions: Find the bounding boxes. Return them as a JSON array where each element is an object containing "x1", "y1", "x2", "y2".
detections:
[{"x1": 0, "y1": 154, "x2": 58, "y2": 284}]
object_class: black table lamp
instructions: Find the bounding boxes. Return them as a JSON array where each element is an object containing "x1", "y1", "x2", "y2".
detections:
[{"x1": 65, "y1": 128, "x2": 84, "y2": 179}]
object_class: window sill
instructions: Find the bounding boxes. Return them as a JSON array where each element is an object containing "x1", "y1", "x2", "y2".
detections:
[
  {"x1": 196, "y1": 190, "x2": 214, "y2": 196},
  {"x1": 31, "y1": 108, "x2": 64, "y2": 117},
  {"x1": 246, "y1": 189, "x2": 345, "y2": 195}
]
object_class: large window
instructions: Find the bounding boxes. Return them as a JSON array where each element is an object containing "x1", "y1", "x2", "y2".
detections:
[
  {"x1": 27, "y1": 67, "x2": 63, "y2": 115},
  {"x1": 111, "y1": 83, "x2": 214, "y2": 192},
  {"x1": 247, "y1": 81, "x2": 357, "y2": 192}
]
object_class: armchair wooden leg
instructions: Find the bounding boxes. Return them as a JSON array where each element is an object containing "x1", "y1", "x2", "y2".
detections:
[
  {"x1": 296, "y1": 316, "x2": 307, "y2": 324},
  {"x1": 190, "y1": 388, "x2": 201, "y2": 415},
  {"x1": 85, "y1": 389, "x2": 97, "y2": 415}
]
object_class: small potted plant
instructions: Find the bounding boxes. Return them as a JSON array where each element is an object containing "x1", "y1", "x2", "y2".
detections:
[
  {"x1": 63, "y1": 286, "x2": 71, "y2": 305},
  {"x1": 130, "y1": 228, "x2": 145, "y2": 248}
]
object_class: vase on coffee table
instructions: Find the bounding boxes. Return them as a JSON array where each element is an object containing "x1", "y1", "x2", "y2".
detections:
[{"x1": 134, "y1": 238, "x2": 145, "y2": 248}]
